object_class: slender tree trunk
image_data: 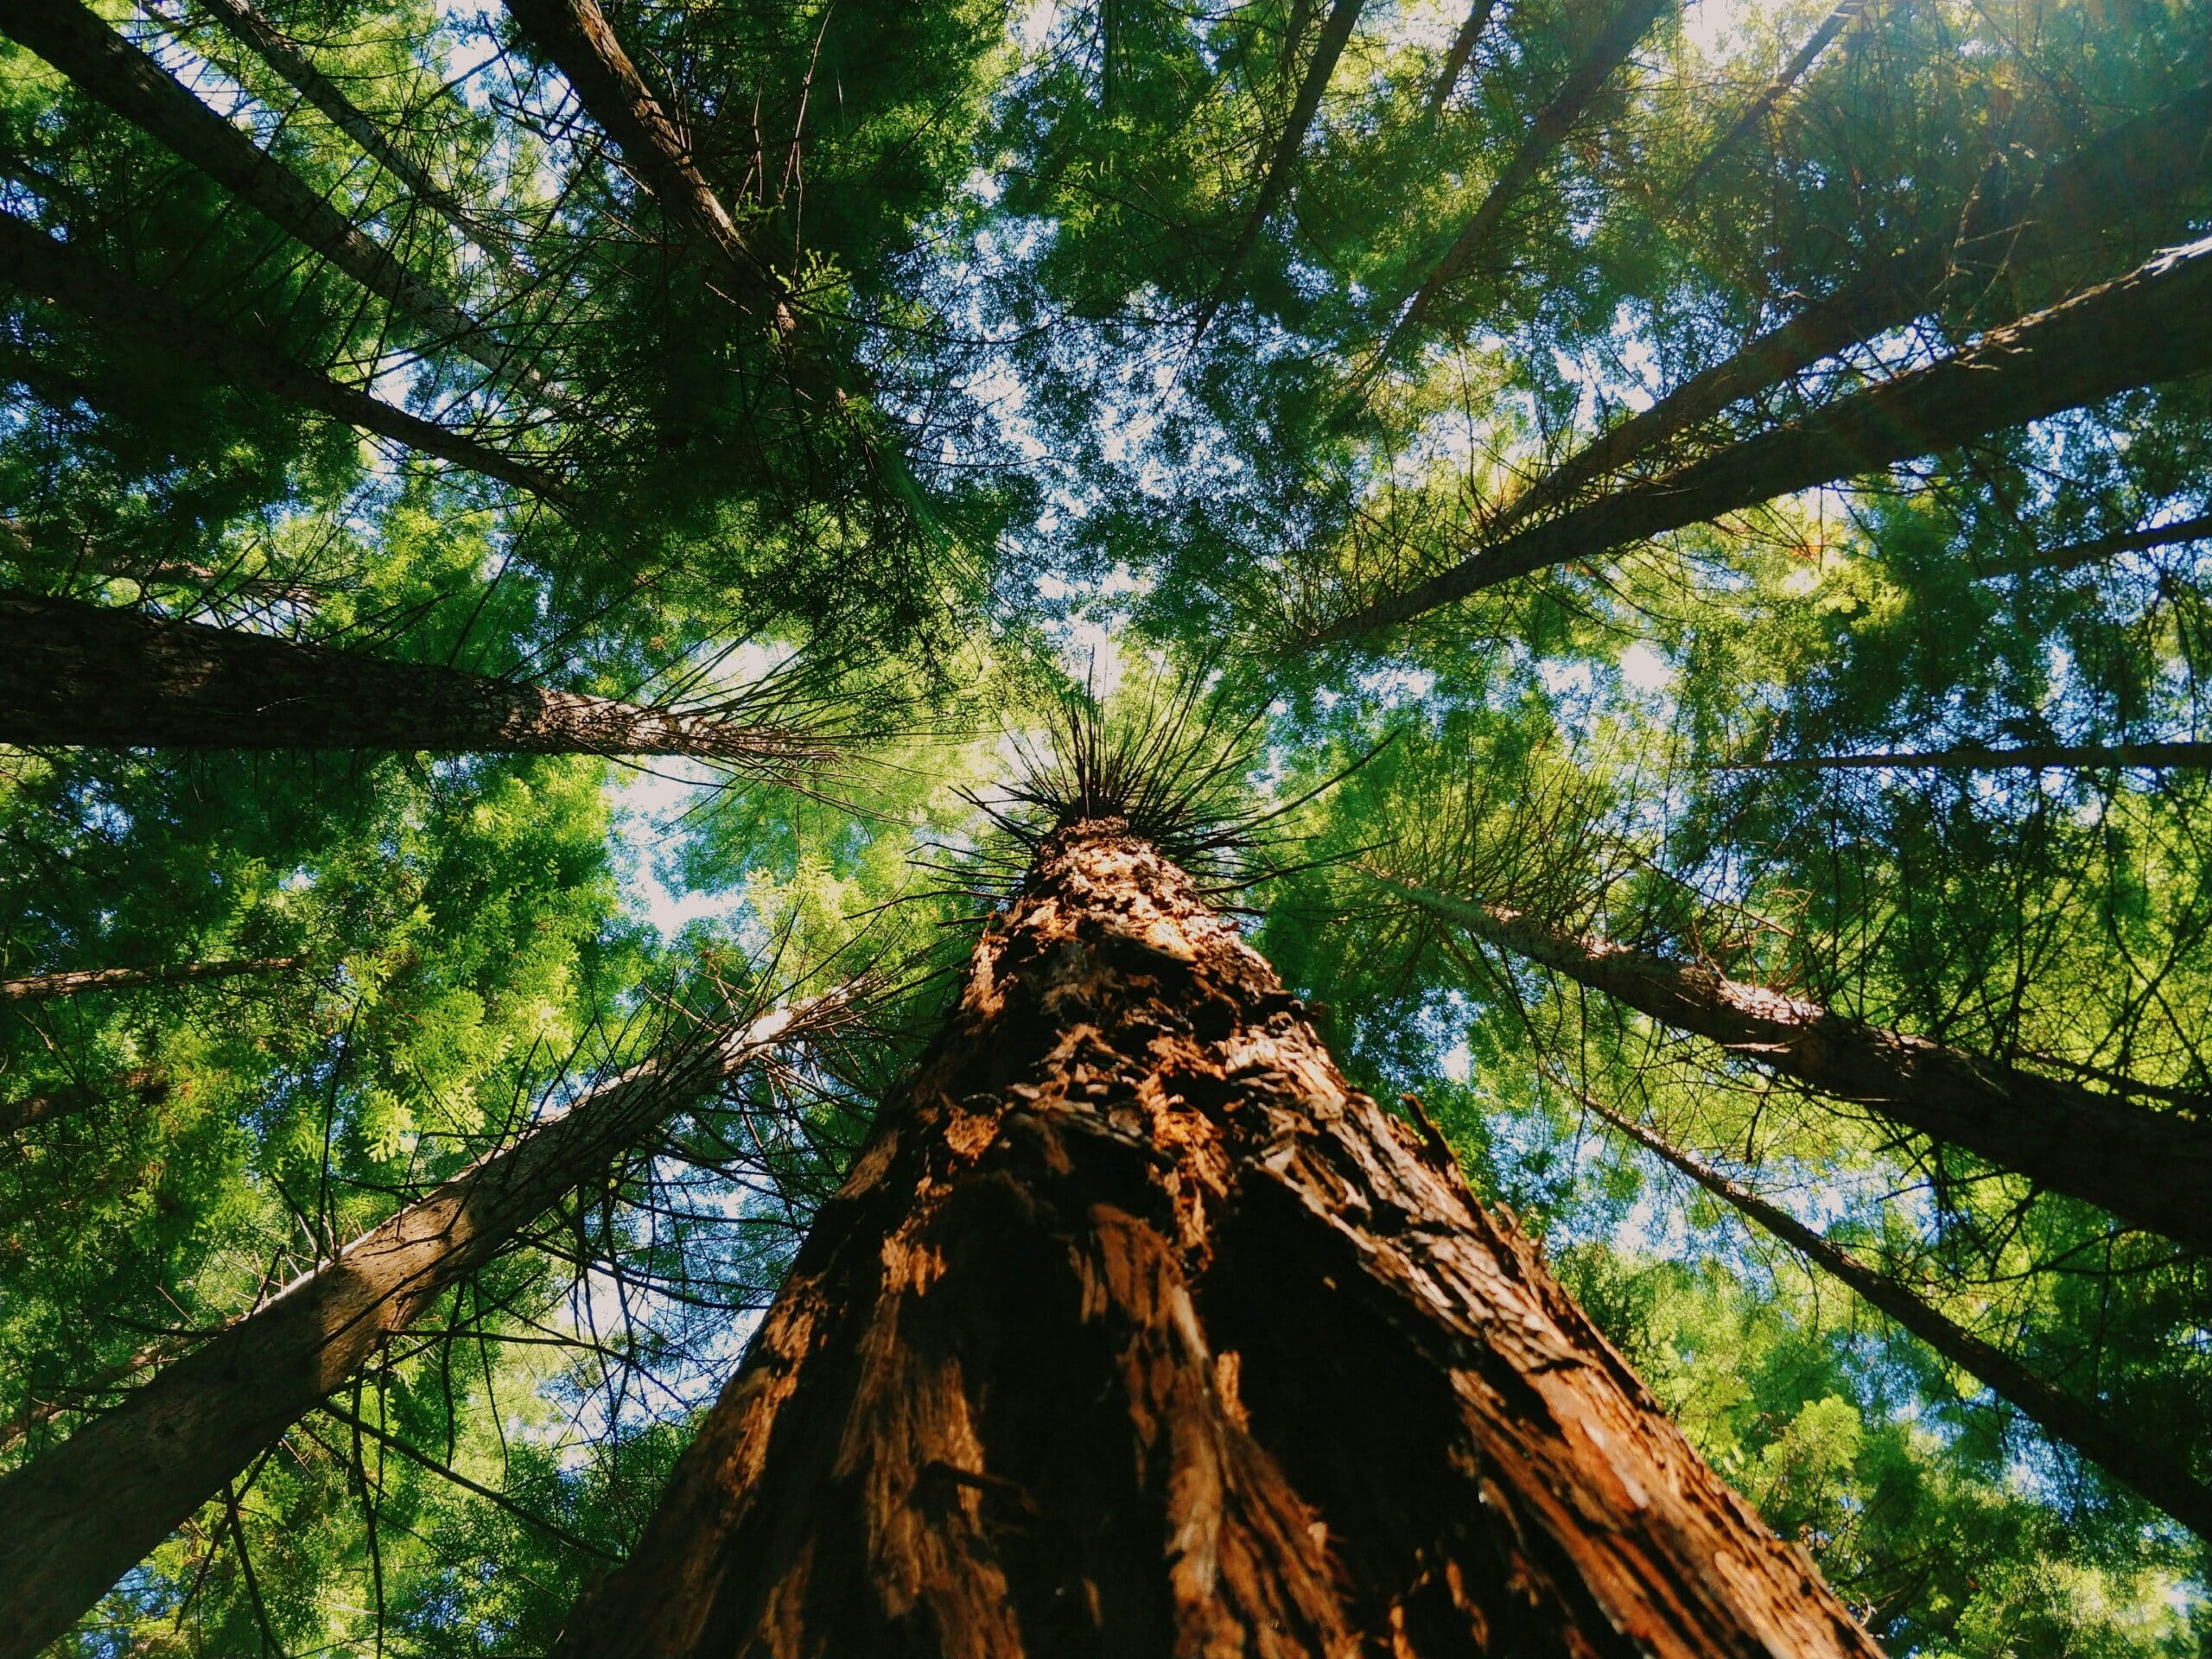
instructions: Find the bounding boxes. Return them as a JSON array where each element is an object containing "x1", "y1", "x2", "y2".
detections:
[
  {"x1": 0, "y1": 216, "x2": 573, "y2": 504},
  {"x1": 550, "y1": 823, "x2": 1878, "y2": 1659},
  {"x1": 1368, "y1": 0, "x2": 1671, "y2": 367},
  {"x1": 1, "y1": 516, "x2": 316, "y2": 608},
  {"x1": 1730, "y1": 740, "x2": 2212, "y2": 772},
  {"x1": 1190, "y1": 0, "x2": 1365, "y2": 344},
  {"x1": 0, "y1": 999, "x2": 830, "y2": 1659},
  {"x1": 1485, "y1": 80, "x2": 2212, "y2": 539},
  {"x1": 0, "y1": 592, "x2": 820, "y2": 765},
  {"x1": 0, "y1": 1069, "x2": 167, "y2": 1136},
  {"x1": 1380, "y1": 875, "x2": 2212, "y2": 1253},
  {"x1": 183, "y1": 0, "x2": 520, "y2": 267},
  {"x1": 1423, "y1": 0, "x2": 1498, "y2": 118},
  {"x1": 1974, "y1": 510, "x2": 2212, "y2": 578},
  {"x1": 1671, "y1": 1, "x2": 1872, "y2": 204},
  {"x1": 2, "y1": 960, "x2": 301, "y2": 1002},
  {"x1": 0, "y1": 0, "x2": 536, "y2": 392},
  {"x1": 1319, "y1": 232, "x2": 2212, "y2": 639},
  {"x1": 1582, "y1": 1091, "x2": 2212, "y2": 1538}
]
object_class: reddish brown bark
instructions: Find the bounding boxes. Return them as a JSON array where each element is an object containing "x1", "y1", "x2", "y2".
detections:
[
  {"x1": 1318, "y1": 232, "x2": 2212, "y2": 639},
  {"x1": 553, "y1": 823, "x2": 1877, "y2": 1659},
  {"x1": 0, "y1": 1000, "x2": 828, "y2": 1659},
  {"x1": 0, "y1": 217, "x2": 573, "y2": 504},
  {"x1": 1381, "y1": 876, "x2": 2212, "y2": 1254},
  {"x1": 0, "y1": 591, "x2": 819, "y2": 765},
  {"x1": 1, "y1": 959, "x2": 301, "y2": 1003},
  {"x1": 1582, "y1": 1091, "x2": 2212, "y2": 1538},
  {"x1": 0, "y1": 0, "x2": 533, "y2": 391},
  {"x1": 0, "y1": 1069, "x2": 167, "y2": 1137}
]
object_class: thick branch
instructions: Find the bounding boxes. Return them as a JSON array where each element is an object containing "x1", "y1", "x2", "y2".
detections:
[
  {"x1": 0, "y1": 1069, "x2": 168, "y2": 1136},
  {"x1": 1, "y1": 960, "x2": 301, "y2": 1003},
  {"x1": 1379, "y1": 874, "x2": 2212, "y2": 1253},
  {"x1": 1585, "y1": 1091, "x2": 2212, "y2": 1537},
  {"x1": 1423, "y1": 0, "x2": 1499, "y2": 118},
  {"x1": 1974, "y1": 510, "x2": 2212, "y2": 578}
]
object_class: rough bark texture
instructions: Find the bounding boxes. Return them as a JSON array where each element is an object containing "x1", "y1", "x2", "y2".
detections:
[
  {"x1": 553, "y1": 823, "x2": 1877, "y2": 1659},
  {"x1": 1385, "y1": 878, "x2": 2212, "y2": 1254},
  {"x1": 0, "y1": 591, "x2": 815, "y2": 763},
  {"x1": 0, "y1": 0, "x2": 531, "y2": 389},
  {"x1": 0, "y1": 958, "x2": 301, "y2": 1002},
  {"x1": 0, "y1": 1069, "x2": 167, "y2": 1137},
  {"x1": 1191, "y1": 0, "x2": 1365, "y2": 343},
  {"x1": 0, "y1": 216, "x2": 570, "y2": 503},
  {"x1": 1584, "y1": 1094, "x2": 2212, "y2": 1539},
  {"x1": 0, "y1": 1002, "x2": 817, "y2": 1659},
  {"x1": 1321, "y1": 231, "x2": 2212, "y2": 638},
  {"x1": 1483, "y1": 79, "x2": 2212, "y2": 541},
  {"x1": 1737, "y1": 740, "x2": 2212, "y2": 772}
]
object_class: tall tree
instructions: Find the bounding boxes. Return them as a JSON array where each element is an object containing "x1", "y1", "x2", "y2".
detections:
[
  {"x1": 550, "y1": 819, "x2": 1878, "y2": 1658},
  {"x1": 0, "y1": 958, "x2": 301, "y2": 1002}
]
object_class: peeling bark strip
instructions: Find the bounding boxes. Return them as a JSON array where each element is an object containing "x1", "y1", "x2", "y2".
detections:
[
  {"x1": 0, "y1": 592, "x2": 815, "y2": 764},
  {"x1": 0, "y1": 0, "x2": 531, "y2": 390},
  {"x1": 554, "y1": 824, "x2": 1877, "y2": 1659},
  {"x1": 1382, "y1": 877, "x2": 2212, "y2": 1254},
  {"x1": 1, "y1": 959, "x2": 302, "y2": 1002},
  {"x1": 0, "y1": 217, "x2": 572, "y2": 504},
  {"x1": 1320, "y1": 232, "x2": 2212, "y2": 639},
  {"x1": 0, "y1": 1001, "x2": 822, "y2": 1659},
  {"x1": 0, "y1": 1069, "x2": 167, "y2": 1137},
  {"x1": 1583, "y1": 1093, "x2": 2212, "y2": 1539}
]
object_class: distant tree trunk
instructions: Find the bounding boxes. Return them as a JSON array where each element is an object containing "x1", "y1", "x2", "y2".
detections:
[
  {"x1": 0, "y1": 216, "x2": 573, "y2": 504},
  {"x1": 1423, "y1": 0, "x2": 1499, "y2": 118},
  {"x1": 1731, "y1": 740, "x2": 2212, "y2": 772},
  {"x1": 1582, "y1": 1090, "x2": 2212, "y2": 1538},
  {"x1": 1974, "y1": 511, "x2": 2212, "y2": 578},
  {"x1": 1319, "y1": 232, "x2": 2212, "y2": 638},
  {"x1": 0, "y1": 0, "x2": 537, "y2": 392},
  {"x1": 0, "y1": 1069, "x2": 167, "y2": 1137},
  {"x1": 0, "y1": 517, "x2": 316, "y2": 608},
  {"x1": 1, "y1": 960, "x2": 301, "y2": 1003},
  {"x1": 1190, "y1": 0, "x2": 1365, "y2": 343},
  {"x1": 1369, "y1": 0, "x2": 1672, "y2": 365},
  {"x1": 550, "y1": 823, "x2": 1878, "y2": 1659},
  {"x1": 0, "y1": 592, "x2": 821, "y2": 766},
  {"x1": 0, "y1": 999, "x2": 830, "y2": 1659},
  {"x1": 1488, "y1": 80, "x2": 2212, "y2": 538},
  {"x1": 1671, "y1": 1, "x2": 1872, "y2": 203},
  {"x1": 1379, "y1": 875, "x2": 2212, "y2": 1254},
  {"x1": 184, "y1": 0, "x2": 520, "y2": 267}
]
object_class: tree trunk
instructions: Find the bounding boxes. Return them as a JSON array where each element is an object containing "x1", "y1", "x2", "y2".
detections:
[
  {"x1": 0, "y1": 1069, "x2": 167, "y2": 1137},
  {"x1": 1581, "y1": 1090, "x2": 2212, "y2": 1538},
  {"x1": 0, "y1": 999, "x2": 828, "y2": 1659},
  {"x1": 1190, "y1": 0, "x2": 1365, "y2": 344},
  {"x1": 1380, "y1": 875, "x2": 2212, "y2": 1253},
  {"x1": 1423, "y1": 0, "x2": 1499, "y2": 118},
  {"x1": 0, "y1": 0, "x2": 536, "y2": 393},
  {"x1": 1319, "y1": 231, "x2": 2212, "y2": 639},
  {"x1": 1671, "y1": 1, "x2": 1872, "y2": 203},
  {"x1": 1486, "y1": 79, "x2": 2212, "y2": 540},
  {"x1": 550, "y1": 823, "x2": 1878, "y2": 1659},
  {"x1": 1, "y1": 959, "x2": 301, "y2": 1002},
  {"x1": 1730, "y1": 740, "x2": 2212, "y2": 772},
  {"x1": 0, "y1": 591, "x2": 820, "y2": 764},
  {"x1": 1974, "y1": 510, "x2": 2212, "y2": 578},
  {"x1": 1, "y1": 516, "x2": 318, "y2": 608},
  {"x1": 0, "y1": 216, "x2": 573, "y2": 504},
  {"x1": 1369, "y1": 0, "x2": 1671, "y2": 366}
]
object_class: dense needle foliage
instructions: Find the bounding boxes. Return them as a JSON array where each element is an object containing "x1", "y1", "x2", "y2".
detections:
[{"x1": 1, "y1": 0, "x2": 2209, "y2": 1650}]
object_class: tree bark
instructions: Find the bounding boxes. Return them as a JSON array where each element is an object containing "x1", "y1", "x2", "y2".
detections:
[
  {"x1": 1422, "y1": 0, "x2": 1499, "y2": 118},
  {"x1": 1484, "y1": 80, "x2": 2212, "y2": 540},
  {"x1": 1730, "y1": 740, "x2": 2212, "y2": 772},
  {"x1": 0, "y1": 998, "x2": 829, "y2": 1659},
  {"x1": 1671, "y1": 1, "x2": 1872, "y2": 204},
  {"x1": 1581, "y1": 1090, "x2": 2212, "y2": 1538},
  {"x1": 1973, "y1": 510, "x2": 2212, "y2": 578},
  {"x1": 1380, "y1": 875, "x2": 2212, "y2": 1253},
  {"x1": 551, "y1": 822, "x2": 1878, "y2": 1659},
  {"x1": 0, "y1": 591, "x2": 821, "y2": 765},
  {"x1": 1318, "y1": 231, "x2": 2212, "y2": 639},
  {"x1": 1190, "y1": 0, "x2": 1365, "y2": 344},
  {"x1": 1368, "y1": 0, "x2": 1672, "y2": 367},
  {"x1": 0, "y1": 1069, "x2": 167, "y2": 1136},
  {"x1": 0, "y1": 0, "x2": 536, "y2": 392},
  {"x1": 0, "y1": 215, "x2": 574, "y2": 504},
  {"x1": 1, "y1": 959, "x2": 301, "y2": 1002}
]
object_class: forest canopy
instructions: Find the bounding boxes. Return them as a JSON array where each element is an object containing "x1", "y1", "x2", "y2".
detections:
[{"x1": 1, "y1": 0, "x2": 2209, "y2": 1652}]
